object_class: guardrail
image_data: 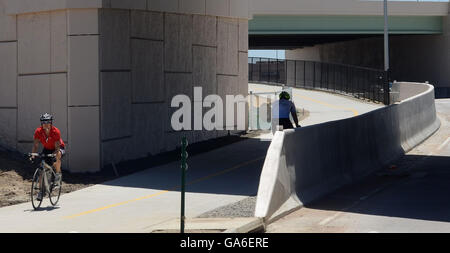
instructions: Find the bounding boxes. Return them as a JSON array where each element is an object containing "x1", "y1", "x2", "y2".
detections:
[{"x1": 248, "y1": 57, "x2": 390, "y2": 105}]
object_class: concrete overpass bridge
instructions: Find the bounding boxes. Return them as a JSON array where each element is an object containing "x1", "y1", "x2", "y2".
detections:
[
  {"x1": 249, "y1": 0, "x2": 448, "y2": 48},
  {"x1": 248, "y1": 0, "x2": 450, "y2": 99}
]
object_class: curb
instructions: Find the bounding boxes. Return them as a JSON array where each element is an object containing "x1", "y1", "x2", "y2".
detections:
[{"x1": 223, "y1": 218, "x2": 265, "y2": 233}]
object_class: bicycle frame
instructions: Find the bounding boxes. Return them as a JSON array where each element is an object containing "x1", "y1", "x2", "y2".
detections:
[
  {"x1": 40, "y1": 161, "x2": 55, "y2": 194},
  {"x1": 29, "y1": 152, "x2": 56, "y2": 195}
]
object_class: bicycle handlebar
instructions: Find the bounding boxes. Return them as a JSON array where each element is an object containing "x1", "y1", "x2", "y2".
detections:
[{"x1": 27, "y1": 153, "x2": 56, "y2": 158}]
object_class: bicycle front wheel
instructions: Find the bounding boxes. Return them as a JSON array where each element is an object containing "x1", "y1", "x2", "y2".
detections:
[
  {"x1": 49, "y1": 176, "x2": 62, "y2": 206},
  {"x1": 31, "y1": 169, "x2": 43, "y2": 210}
]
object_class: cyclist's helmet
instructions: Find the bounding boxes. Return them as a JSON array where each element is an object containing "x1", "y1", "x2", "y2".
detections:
[
  {"x1": 279, "y1": 91, "x2": 291, "y2": 100},
  {"x1": 40, "y1": 113, "x2": 53, "y2": 125}
]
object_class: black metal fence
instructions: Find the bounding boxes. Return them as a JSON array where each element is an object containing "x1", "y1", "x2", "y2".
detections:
[{"x1": 248, "y1": 57, "x2": 389, "y2": 105}]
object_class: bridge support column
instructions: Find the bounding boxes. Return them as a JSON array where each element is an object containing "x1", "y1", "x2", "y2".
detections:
[{"x1": 0, "y1": 0, "x2": 250, "y2": 172}]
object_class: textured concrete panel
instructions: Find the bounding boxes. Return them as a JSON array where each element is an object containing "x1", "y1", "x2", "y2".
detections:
[
  {"x1": 165, "y1": 73, "x2": 193, "y2": 101},
  {"x1": 0, "y1": 0, "x2": 16, "y2": 41},
  {"x1": 16, "y1": 143, "x2": 33, "y2": 154},
  {"x1": 217, "y1": 75, "x2": 239, "y2": 101},
  {"x1": 217, "y1": 18, "x2": 238, "y2": 75},
  {"x1": 110, "y1": 0, "x2": 146, "y2": 10},
  {"x1": 238, "y1": 19, "x2": 248, "y2": 52},
  {"x1": 0, "y1": 109, "x2": 17, "y2": 149},
  {"x1": 132, "y1": 103, "x2": 165, "y2": 157},
  {"x1": 180, "y1": 0, "x2": 205, "y2": 15},
  {"x1": 68, "y1": 9, "x2": 99, "y2": 35},
  {"x1": 230, "y1": 0, "x2": 249, "y2": 19},
  {"x1": 50, "y1": 74, "x2": 68, "y2": 142},
  {"x1": 100, "y1": 9, "x2": 130, "y2": 70},
  {"x1": 193, "y1": 104, "x2": 220, "y2": 142},
  {"x1": 164, "y1": 13, "x2": 193, "y2": 72},
  {"x1": 5, "y1": 0, "x2": 99, "y2": 14},
  {"x1": 206, "y1": 0, "x2": 230, "y2": 17},
  {"x1": 18, "y1": 75, "x2": 51, "y2": 141},
  {"x1": 131, "y1": 39, "x2": 164, "y2": 103},
  {"x1": 217, "y1": 75, "x2": 240, "y2": 129},
  {"x1": 130, "y1": 10, "x2": 163, "y2": 40},
  {"x1": 68, "y1": 106, "x2": 100, "y2": 172},
  {"x1": 165, "y1": 73, "x2": 193, "y2": 132},
  {"x1": 193, "y1": 15, "x2": 216, "y2": 47},
  {"x1": 218, "y1": 74, "x2": 246, "y2": 131},
  {"x1": 102, "y1": 137, "x2": 133, "y2": 166},
  {"x1": 101, "y1": 72, "x2": 132, "y2": 140},
  {"x1": 68, "y1": 35, "x2": 99, "y2": 106},
  {"x1": 164, "y1": 130, "x2": 195, "y2": 152},
  {"x1": 147, "y1": 0, "x2": 179, "y2": 13},
  {"x1": 17, "y1": 12, "x2": 51, "y2": 74},
  {"x1": 194, "y1": 129, "x2": 218, "y2": 143},
  {"x1": 238, "y1": 52, "x2": 249, "y2": 130},
  {"x1": 238, "y1": 52, "x2": 248, "y2": 96},
  {"x1": 51, "y1": 11, "x2": 67, "y2": 72},
  {"x1": 216, "y1": 129, "x2": 229, "y2": 138},
  {"x1": 193, "y1": 46, "x2": 217, "y2": 100},
  {"x1": 0, "y1": 42, "x2": 17, "y2": 107}
]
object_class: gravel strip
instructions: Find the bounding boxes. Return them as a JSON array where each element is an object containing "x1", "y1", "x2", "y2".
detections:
[{"x1": 197, "y1": 196, "x2": 257, "y2": 218}]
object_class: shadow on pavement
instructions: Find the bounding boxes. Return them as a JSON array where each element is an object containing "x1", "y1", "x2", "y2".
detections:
[
  {"x1": 87, "y1": 134, "x2": 270, "y2": 197},
  {"x1": 24, "y1": 206, "x2": 61, "y2": 212},
  {"x1": 302, "y1": 154, "x2": 450, "y2": 223}
]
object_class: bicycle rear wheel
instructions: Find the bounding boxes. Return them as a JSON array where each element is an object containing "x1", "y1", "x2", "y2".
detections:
[
  {"x1": 31, "y1": 169, "x2": 43, "y2": 210},
  {"x1": 49, "y1": 175, "x2": 61, "y2": 206}
]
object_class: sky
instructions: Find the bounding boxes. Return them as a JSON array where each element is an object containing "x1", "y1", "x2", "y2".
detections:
[{"x1": 248, "y1": 50, "x2": 286, "y2": 59}]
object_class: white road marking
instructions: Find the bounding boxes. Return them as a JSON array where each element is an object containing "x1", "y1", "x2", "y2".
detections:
[
  {"x1": 319, "y1": 212, "x2": 342, "y2": 226},
  {"x1": 437, "y1": 137, "x2": 450, "y2": 151}
]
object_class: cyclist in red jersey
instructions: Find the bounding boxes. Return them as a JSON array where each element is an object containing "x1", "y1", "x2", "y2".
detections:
[{"x1": 30, "y1": 113, "x2": 65, "y2": 190}]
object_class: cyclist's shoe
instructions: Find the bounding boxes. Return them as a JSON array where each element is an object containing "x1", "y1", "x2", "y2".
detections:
[
  {"x1": 37, "y1": 191, "x2": 43, "y2": 201},
  {"x1": 54, "y1": 173, "x2": 62, "y2": 187}
]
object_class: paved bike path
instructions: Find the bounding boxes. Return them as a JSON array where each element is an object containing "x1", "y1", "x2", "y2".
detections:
[{"x1": 0, "y1": 85, "x2": 382, "y2": 232}]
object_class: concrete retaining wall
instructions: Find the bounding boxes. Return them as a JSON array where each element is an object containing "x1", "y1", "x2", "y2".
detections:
[{"x1": 254, "y1": 82, "x2": 440, "y2": 221}]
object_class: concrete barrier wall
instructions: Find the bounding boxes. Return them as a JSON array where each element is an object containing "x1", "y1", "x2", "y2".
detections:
[
  {"x1": 255, "y1": 82, "x2": 440, "y2": 221},
  {"x1": 393, "y1": 82, "x2": 429, "y2": 102}
]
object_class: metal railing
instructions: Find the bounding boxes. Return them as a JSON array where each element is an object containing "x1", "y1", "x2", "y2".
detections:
[{"x1": 248, "y1": 57, "x2": 390, "y2": 105}]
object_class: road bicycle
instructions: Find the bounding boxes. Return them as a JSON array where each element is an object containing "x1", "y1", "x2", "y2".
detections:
[{"x1": 27, "y1": 153, "x2": 62, "y2": 210}]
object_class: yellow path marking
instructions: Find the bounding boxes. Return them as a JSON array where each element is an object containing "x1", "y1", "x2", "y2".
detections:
[
  {"x1": 64, "y1": 156, "x2": 265, "y2": 219},
  {"x1": 295, "y1": 93, "x2": 359, "y2": 116}
]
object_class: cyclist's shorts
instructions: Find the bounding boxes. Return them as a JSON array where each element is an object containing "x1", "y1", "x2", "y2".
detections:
[
  {"x1": 43, "y1": 147, "x2": 66, "y2": 157},
  {"x1": 276, "y1": 118, "x2": 294, "y2": 130}
]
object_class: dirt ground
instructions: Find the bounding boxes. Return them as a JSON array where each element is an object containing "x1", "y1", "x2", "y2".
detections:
[{"x1": 0, "y1": 149, "x2": 118, "y2": 208}]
